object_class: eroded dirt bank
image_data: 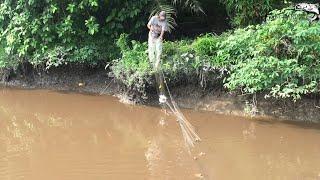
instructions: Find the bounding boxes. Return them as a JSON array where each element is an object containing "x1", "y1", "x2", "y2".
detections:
[{"x1": 1, "y1": 65, "x2": 319, "y2": 122}]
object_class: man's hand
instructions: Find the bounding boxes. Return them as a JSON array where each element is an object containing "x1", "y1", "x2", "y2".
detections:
[
  {"x1": 147, "y1": 24, "x2": 154, "y2": 31},
  {"x1": 159, "y1": 29, "x2": 165, "y2": 41}
]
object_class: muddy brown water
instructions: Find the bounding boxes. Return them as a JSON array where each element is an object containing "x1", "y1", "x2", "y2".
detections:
[{"x1": 0, "y1": 88, "x2": 320, "y2": 180}]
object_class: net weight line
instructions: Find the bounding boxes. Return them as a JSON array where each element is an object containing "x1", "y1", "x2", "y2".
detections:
[{"x1": 155, "y1": 70, "x2": 201, "y2": 148}]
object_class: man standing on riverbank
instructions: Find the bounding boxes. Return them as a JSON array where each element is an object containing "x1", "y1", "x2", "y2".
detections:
[{"x1": 147, "y1": 11, "x2": 168, "y2": 70}]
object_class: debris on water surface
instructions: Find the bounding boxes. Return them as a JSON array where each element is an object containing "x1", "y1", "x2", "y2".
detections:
[{"x1": 194, "y1": 173, "x2": 204, "y2": 179}]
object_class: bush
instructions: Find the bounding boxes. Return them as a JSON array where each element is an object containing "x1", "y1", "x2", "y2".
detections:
[
  {"x1": 0, "y1": 0, "x2": 149, "y2": 69},
  {"x1": 111, "y1": 34, "x2": 204, "y2": 100},
  {"x1": 200, "y1": 9, "x2": 320, "y2": 100},
  {"x1": 111, "y1": 34, "x2": 152, "y2": 100},
  {"x1": 220, "y1": 0, "x2": 318, "y2": 27},
  {"x1": 113, "y1": 8, "x2": 320, "y2": 101}
]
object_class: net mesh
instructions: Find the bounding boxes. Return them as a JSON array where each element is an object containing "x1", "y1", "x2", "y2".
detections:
[{"x1": 155, "y1": 70, "x2": 201, "y2": 148}]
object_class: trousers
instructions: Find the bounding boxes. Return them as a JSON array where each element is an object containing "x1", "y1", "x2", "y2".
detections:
[{"x1": 148, "y1": 33, "x2": 163, "y2": 70}]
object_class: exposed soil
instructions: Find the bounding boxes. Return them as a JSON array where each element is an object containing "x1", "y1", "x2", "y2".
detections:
[{"x1": 1, "y1": 65, "x2": 319, "y2": 122}]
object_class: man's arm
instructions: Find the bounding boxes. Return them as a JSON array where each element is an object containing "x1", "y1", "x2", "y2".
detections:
[
  {"x1": 147, "y1": 16, "x2": 154, "y2": 31},
  {"x1": 159, "y1": 21, "x2": 168, "y2": 41},
  {"x1": 159, "y1": 29, "x2": 165, "y2": 41}
]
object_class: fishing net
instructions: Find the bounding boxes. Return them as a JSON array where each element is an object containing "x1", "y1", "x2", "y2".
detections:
[{"x1": 155, "y1": 69, "x2": 201, "y2": 148}]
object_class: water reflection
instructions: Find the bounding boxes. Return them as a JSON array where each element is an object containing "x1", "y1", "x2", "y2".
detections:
[{"x1": 242, "y1": 122, "x2": 256, "y2": 140}]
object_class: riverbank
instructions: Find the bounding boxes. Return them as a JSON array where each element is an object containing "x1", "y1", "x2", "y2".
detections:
[
  {"x1": 1, "y1": 9, "x2": 320, "y2": 123},
  {"x1": 1, "y1": 65, "x2": 319, "y2": 123}
]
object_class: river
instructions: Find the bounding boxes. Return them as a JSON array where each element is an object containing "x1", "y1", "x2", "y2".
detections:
[{"x1": 0, "y1": 88, "x2": 319, "y2": 180}]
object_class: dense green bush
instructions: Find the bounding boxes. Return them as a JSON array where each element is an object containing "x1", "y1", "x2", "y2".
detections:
[
  {"x1": 194, "y1": 8, "x2": 320, "y2": 100},
  {"x1": 113, "y1": 8, "x2": 320, "y2": 101},
  {"x1": 112, "y1": 34, "x2": 152, "y2": 97},
  {"x1": 1, "y1": 0, "x2": 319, "y2": 101},
  {"x1": 220, "y1": 0, "x2": 318, "y2": 27},
  {"x1": 112, "y1": 34, "x2": 199, "y2": 99},
  {"x1": 0, "y1": 0, "x2": 150, "y2": 69},
  {"x1": 0, "y1": 0, "x2": 207, "y2": 70},
  {"x1": 220, "y1": 0, "x2": 281, "y2": 27}
]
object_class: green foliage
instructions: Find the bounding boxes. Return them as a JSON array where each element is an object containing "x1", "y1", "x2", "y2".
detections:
[
  {"x1": 220, "y1": 0, "x2": 282, "y2": 27},
  {"x1": 220, "y1": 0, "x2": 318, "y2": 27},
  {"x1": 161, "y1": 40, "x2": 196, "y2": 76},
  {"x1": 1, "y1": 1, "x2": 319, "y2": 101},
  {"x1": 113, "y1": 8, "x2": 320, "y2": 101},
  {"x1": 112, "y1": 34, "x2": 152, "y2": 99},
  {"x1": 195, "y1": 8, "x2": 320, "y2": 100},
  {"x1": 0, "y1": 0, "x2": 150, "y2": 69},
  {"x1": 192, "y1": 34, "x2": 224, "y2": 67},
  {"x1": 150, "y1": 0, "x2": 204, "y2": 31},
  {"x1": 112, "y1": 34, "x2": 198, "y2": 100},
  {"x1": 85, "y1": 16, "x2": 99, "y2": 35},
  {"x1": 0, "y1": 0, "x2": 206, "y2": 70},
  {"x1": 0, "y1": 43, "x2": 18, "y2": 68}
]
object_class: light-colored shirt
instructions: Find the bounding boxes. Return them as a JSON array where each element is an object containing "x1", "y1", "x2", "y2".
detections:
[{"x1": 147, "y1": 16, "x2": 168, "y2": 38}]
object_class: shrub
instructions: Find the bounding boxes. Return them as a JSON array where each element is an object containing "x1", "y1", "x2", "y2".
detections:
[
  {"x1": 0, "y1": 0, "x2": 150, "y2": 69},
  {"x1": 112, "y1": 35, "x2": 203, "y2": 100},
  {"x1": 209, "y1": 9, "x2": 320, "y2": 100},
  {"x1": 111, "y1": 34, "x2": 152, "y2": 100},
  {"x1": 113, "y1": 8, "x2": 320, "y2": 101},
  {"x1": 220, "y1": 0, "x2": 318, "y2": 27}
]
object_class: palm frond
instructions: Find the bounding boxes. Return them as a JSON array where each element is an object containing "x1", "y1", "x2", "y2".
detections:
[
  {"x1": 172, "y1": 0, "x2": 205, "y2": 14},
  {"x1": 150, "y1": 0, "x2": 177, "y2": 32},
  {"x1": 149, "y1": 0, "x2": 205, "y2": 32}
]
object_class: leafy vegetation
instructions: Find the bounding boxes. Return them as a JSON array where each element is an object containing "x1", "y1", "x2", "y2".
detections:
[
  {"x1": 0, "y1": 0, "x2": 207, "y2": 71},
  {"x1": 112, "y1": 34, "x2": 198, "y2": 99},
  {"x1": 0, "y1": 0, "x2": 158, "y2": 70},
  {"x1": 113, "y1": 9, "x2": 320, "y2": 101},
  {"x1": 220, "y1": 0, "x2": 318, "y2": 27},
  {"x1": 216, "y1": 9, "x2": 320, "y2": 100},
  {"x1": 0, "y1": 0, "x2": 319, "y2": 101}
]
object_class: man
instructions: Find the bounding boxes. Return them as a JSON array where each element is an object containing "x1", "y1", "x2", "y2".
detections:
[
  {"x1": 147, "y1": 11, "x2": 168, "y2": 70},
  {"x1": 147, "y1": 11, "x2": 169, "y2": 104}
]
